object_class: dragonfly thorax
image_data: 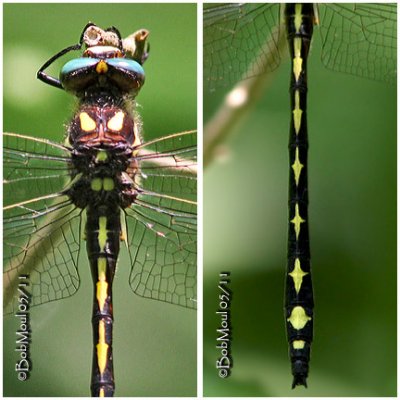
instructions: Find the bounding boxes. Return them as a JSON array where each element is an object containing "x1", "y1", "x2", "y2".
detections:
[
  {"x1": 65, "y1": 168, "x2": 138, "y2": 210},
  {"x1": 66, "y1": 103, "x2": 140, "y2": 210},
  {"x1": 68, "y1": 105, "x2": 138, "y2": 147}
]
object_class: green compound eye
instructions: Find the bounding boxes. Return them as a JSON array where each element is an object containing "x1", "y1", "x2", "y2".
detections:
[{"x1": 60, "y1": 57, "x2": 145, "y2": 96}]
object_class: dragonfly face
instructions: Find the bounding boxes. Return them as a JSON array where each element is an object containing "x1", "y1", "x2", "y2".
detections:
[{"x1": 4, "y1": 4, "x2": 196, "y2": 397}]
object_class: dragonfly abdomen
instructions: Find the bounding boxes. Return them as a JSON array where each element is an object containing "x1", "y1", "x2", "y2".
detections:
[
  {"x1": 86, "y1": 204, "x2": 121, "y2": 397},
  {"x1": 285, "y1": 3, "x2": 315, "y2": 389}
]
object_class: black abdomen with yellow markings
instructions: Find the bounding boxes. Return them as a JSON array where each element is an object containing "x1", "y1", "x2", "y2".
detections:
[
  {"x1": 204, "y1": 1, "x2": 396, "y2": 391},
  {"x1": 285, "y1": 4, "x2": 314, "y2": 388}
]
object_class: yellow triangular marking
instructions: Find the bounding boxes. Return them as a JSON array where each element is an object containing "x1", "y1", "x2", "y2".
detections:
[
  {"x1": 107, "y1": 111, "x2": 125, "y2": 131},
  {"x1": 79, "y1": 112, "x2": 96, "y2": 132},
  {"x1": 96, "y1": 60, "x2": 108, "y2": 74},
  {"x1": 289, "y1": 258, "x2": 308, "y2": 293},
  {"x1": 287, "y1": 306, "x2": 311, "y2": 330},
  {"x1": 290, "y1": 203, "x2": 305, "y2": 239},
  {"x1": 293, "y1": 90, "x2": 302, "y2": 134},
  {"x1": 292, "y1": 147, "x2": 303, "y2": 186}
]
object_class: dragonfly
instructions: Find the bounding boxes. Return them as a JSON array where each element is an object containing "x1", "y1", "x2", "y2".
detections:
[
  {"x1": 204, "y1": 3, "x2": 396, "y2": 389},
  {"x1": 4, "y1": 23, "x2": 197, "y2": 397}
]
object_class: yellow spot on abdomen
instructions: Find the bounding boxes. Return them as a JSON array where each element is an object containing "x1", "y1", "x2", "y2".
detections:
[
  {"x1": 79, "y1": 112, "x2": 96, "y2": 132},
  {"x1": 294, "y1": 4, "x2": 303, "y2": 32},
  {"x1": 293, "y1": 90, "x2": 302, "y2": 134},
  {"x1": 287, "y1": 306, "x2": 311, "y2": 330},
  {"x1": 96, "y1": 257, "x2": 108, "y2": 312},
  {"x1": 107, "y1": 111, "x2": 125, "y2": 131},
  {"x1": 90, "y1": 177, "x2": 114, "y2": 191},
  {"x1": 290, "y1": 203, "x2": 305, "y2": 239},
  {"x1": 91, "y1": 177, "x2": 103, "y2": 191},
  {"x1": 289, "y1": 258, "x2": 308, "y2": 293},
  {"x1": 292, "y1": 147, "x2": 304, "y2": 186},
  {"x1": 103, "y1": 177, "x2": 114, "y2": 191},
  {"x1": 99, "y1": 388, "x2": 105, "y2": 397},
  {"x1": 293, "y1": 38, "x2": 303, "y2": 82},
  {"x1": 96, "y1": 320, "x2": 109, "y2": 374},
  {"x1": 292, "y1": 340, "x2": 306, "y2": 349},
  {"x1": 98, "y1": 217, "x2": 108, "y2": 251}
]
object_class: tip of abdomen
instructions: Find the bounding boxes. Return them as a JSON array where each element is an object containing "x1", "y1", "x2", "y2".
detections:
[{"x1": 291, "y1": 359, "x2": 309, "y2": 388}]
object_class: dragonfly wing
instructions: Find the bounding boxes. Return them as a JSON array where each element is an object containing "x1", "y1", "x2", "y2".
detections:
[
  {"x1": 318, "y1": 4, "x2": 397, "y2": 83},
  {"x1": 4, "y1": 133, "x2": 82, "y2": 314},
  {"x1": 126, "y1": 130, "x2": 197, "y2": 309},
  {"x1": 204, "y1": 3, "x2": 282, "y2": 89}
]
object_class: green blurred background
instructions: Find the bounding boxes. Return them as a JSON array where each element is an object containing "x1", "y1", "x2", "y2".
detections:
[
  {"x1": 204, "y1": 10, "x2": 396, "y2": 397},
  {"x1": 4, "y1": 3, "x2": 196, "y2": 397}
]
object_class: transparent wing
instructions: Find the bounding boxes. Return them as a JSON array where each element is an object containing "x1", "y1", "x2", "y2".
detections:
[
  {"x1": 318, "y1": 4, "x2": 397, "y2": 83},
  {"x1": 126, "y1": 130, "x2": 197, "y2": 309},
  {"x1": 204, "y1": 3, "x2": 396, "y2": 89},
  {"x1": 204, "y1": 3, "x2": 282, "y2": 90},
  {"x1": 4, "y1": 133, "x2": 82, "y2": 315}
]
